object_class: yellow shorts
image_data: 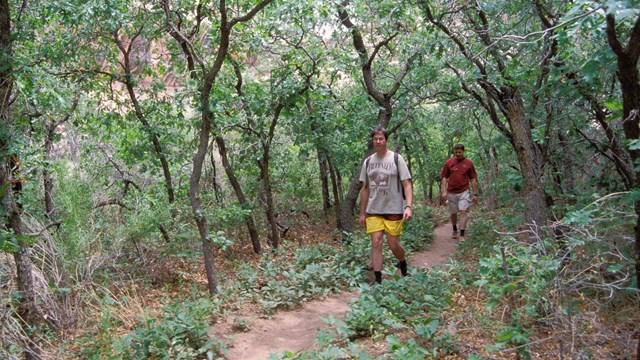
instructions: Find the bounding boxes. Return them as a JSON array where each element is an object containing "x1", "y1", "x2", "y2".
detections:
[{"x1": 366, "y1": 216, "x2": 404, "y2": 236}]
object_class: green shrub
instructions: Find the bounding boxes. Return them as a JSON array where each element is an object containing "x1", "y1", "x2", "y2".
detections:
[
  {"x1": 344, "y1": 271, "x2": 452, "y2": 338},
  {"x1": 401, "y1": 204, "x2": 434, "y2": 251},
  {"x1": 114, "y1": 298, "x2": 226, "y2": 359}
]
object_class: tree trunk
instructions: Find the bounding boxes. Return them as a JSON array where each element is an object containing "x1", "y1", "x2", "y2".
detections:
[
  {"x1": 190, "y1": 110, "x2": 219, "y2": 295},
  {"x1": 216, "y1": 135, "x2": 261, "y2": 253},
  {"x1": 558, "y1": 132, "x2": 575, "y2": 197},
  {"x1": 504, "y1": 93, "x2": 547, "y2": 229},
  {"x1": 7, "y1": 159, "x2": 42, "y2": 360},
  {"x1": 328, "y1": 158, "x2": 342, "y2": 229},
  {"x1": 119, "y1": 48, "x2": 176, "y2": 207},
  {"x1": 1, "y1": 1, "x2": 42, "y2": 358},
  {"x1": 210, "y1": 143, "x2": 224, "y2": 205},
  {"x1": 339, "y1": 172, "x2": 363, "y2": 234},
  {"x1": 43, "y1": 122, "x2": 56, "y2": 218},
  {"x1": 259, "y1": 156, "x2": 280, "y2": 249},
  {"x1": 336, "y1": 164, "x2": 344, "y2": 203},
  {"x1": 479, "y1": 81, "x2": 547, "y2": 229},
  {"x1": 318, "y1": 151, "x2": 331, "y2": 221},
  {"x1": 414, "y1": 126, "x2": 431, "y2": 201},
  {"x1": 164, "y1": 0, "x2": 273, "y2": 293},
  {"x1": 605, "y1": 16, "x2": 640, "y2": 359}
]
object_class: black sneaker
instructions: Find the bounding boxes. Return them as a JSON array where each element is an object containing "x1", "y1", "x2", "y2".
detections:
[{"x1": 396, "y1": 261, "x2": 409, "y2": 276}]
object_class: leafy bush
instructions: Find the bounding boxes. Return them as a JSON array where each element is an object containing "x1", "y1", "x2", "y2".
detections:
[
  {"x1": 401, "y1": 204, "x2": 434, "y2": 251},
  {"x1": 112, "y1": 298, "x2": 226, "y2": 359},
  {"x1": 345, "y1": 271, "x2": 452, "y2": 338},
  {"x1": 461, "y1": 216, "x2": 500, "y2": 255},
  {"x1": 229, "y1": 238, "x2": 370, "y2": 314},
  {"x1": 467, "y1": 193, "x2": 637, "y2": 357}
]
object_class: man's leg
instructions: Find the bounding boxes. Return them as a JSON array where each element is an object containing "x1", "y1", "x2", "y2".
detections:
[
  {"x1": 459, "y1": 210, "x2": 469, "y2": 231},
  {"x1": 450, "y1": 213, "x2": 458, "y2": 229},
  {"x1": 447, "y1": 193, "x2": 459, "y2": 238},
  {"x1": 459, "y1": 211, "x2": 469, "y2": 240},
  {"x1": 371, "y1": 231, "x2": 384, "y2": 283},
  {"x1": 386, "y1": 234, "x2": 408, "y2": 276},
  {"x1": 458, "y1": 191, "x2": 472, "y2": 240}
]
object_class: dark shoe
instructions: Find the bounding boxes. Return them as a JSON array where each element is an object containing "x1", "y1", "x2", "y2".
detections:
[{"x1": 396, "y1": 260, "x2": 408, "y2": 276}]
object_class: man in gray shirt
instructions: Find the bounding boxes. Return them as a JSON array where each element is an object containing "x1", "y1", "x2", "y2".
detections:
[{"x1": 359, "y1": 126, "x2": 413, "y2": 284}]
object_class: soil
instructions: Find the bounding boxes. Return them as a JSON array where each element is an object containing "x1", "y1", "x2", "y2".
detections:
[{"x1": 223, "y1": 222, "x2": 457, "y2": 360}]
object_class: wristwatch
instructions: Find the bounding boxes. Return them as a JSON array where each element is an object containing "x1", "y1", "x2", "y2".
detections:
[{"x1": 404, "y1": 205, "x2": 412, "y2": 209}]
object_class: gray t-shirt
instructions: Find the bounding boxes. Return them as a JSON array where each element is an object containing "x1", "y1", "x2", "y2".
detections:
[{"x1": 359, "y1": 151, "x2": 411, "y2": 215}]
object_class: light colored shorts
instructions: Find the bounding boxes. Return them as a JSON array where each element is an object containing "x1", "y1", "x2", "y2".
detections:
[
  {"x1": 366, "y1": 216, "x2": 404, "y2": 236},
  {"x1": 447, "y1": 190, "x2": 471, "y2": 214}
]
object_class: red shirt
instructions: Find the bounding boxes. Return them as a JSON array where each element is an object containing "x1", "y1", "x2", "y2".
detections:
[{"x1": 441, "y1": 157, "x2": 477, "y2": 193}]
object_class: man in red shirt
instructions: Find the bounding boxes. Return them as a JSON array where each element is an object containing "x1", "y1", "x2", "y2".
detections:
[{"x1": 441, "y1": 144, "x2": 478, "y2": 242}]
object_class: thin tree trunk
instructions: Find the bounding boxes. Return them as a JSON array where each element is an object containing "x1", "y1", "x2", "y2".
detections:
[
  {"x1": 339, "y1": 173, "x2": 363, "y2": 234},
  {"x1": 43, "y1": 123, "x2": 55, "y2": 218},
  {"x1": 210, "y1": 142, "x2": 224, "y2": 205},
  {"x1": 163, "y1": 0, "x2": 272, "y2": 295},
  {"x1": 413, "y1": 126, "x2": 431, "y2": 201},
  {"x1": 305, "y1": 98, "x2": 332, "y2": 222},
  {"x1": 1, "y1": 1, "x2": 42, "y2": 358},
  {"x1": 259, "y1": 105, "x2": 286, "y2": 249},
  {"x1": 8, "y1": 157, "x2": 42, "y2": 359},
  {"x1": 557, "y1": 132, "x2": 575, "y2": 196},
  {"x1": 318, "y1": 152, "x2": 331, "y2": 221},
  {"x1": 116, "y1": 33, "x2": 176, "y2": 207},
  {"x1": 336, "y1": 164, "x2": 344, "y2": 203},
  {"x1": 328, "y1": 158, "x2": 342, "y2": 229},
  {"x1": 259, "y1": 157, "x2": 280, "y2": 249},
  {"x1": 216, "y1": 135, "x2": 261, "y2": 253},
  {"x1": 190, "y1": 108, "x2": 219, "y2": 295},
  {"x1": 606, "y1": 16, "x2": 640, "y2": 359}
]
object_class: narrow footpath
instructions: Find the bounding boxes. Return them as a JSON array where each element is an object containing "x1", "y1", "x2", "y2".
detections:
[{"x1": 224, "y1": 222, "x2": 457, "y2": 360}]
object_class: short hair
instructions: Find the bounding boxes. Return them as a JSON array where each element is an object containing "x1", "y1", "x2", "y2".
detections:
[
  {"x1": 453, "y1": 143, "x2": 465, "y2": 151},
  {"x1": 370, "y1": 125, "x2": 388, "y2": 140}
]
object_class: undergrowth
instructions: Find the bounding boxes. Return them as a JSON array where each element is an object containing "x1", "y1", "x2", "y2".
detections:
[
  {"x1": 7, "y1": 192, "x2": 637, "y2": 359},
  {"x1": 276, "y1": 196, "x2": 638, "y2": 359}
]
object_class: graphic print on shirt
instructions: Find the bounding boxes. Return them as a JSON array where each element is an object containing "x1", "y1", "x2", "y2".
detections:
[
  {"x1": 451, "y1": 162, "x2": 468, "y2": 173},
  {"x1": 368, "y1": 161, "x2": 396, "y2": 197}
]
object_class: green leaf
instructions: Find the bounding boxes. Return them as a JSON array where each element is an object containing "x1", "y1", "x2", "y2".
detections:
[
  {"x1": 629, "y1": 139, "x2": 640, "y2": 150},
  {"x1": 604, "y1": 100, "x2": 623, "y2": 110}
]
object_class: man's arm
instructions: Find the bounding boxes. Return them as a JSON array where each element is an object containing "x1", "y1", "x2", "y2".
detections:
[
  {"x1": 471, "y1": 177, "x2": 478, "y2": 205},
  {"x1": 359, "y1": 182, "x2": 369, "y2": 228},
  {"x1": 402, "y1": 179, "x2": 413, "y2": 220},
  {"x1": 441, "y1": 177, "x2": 448, "y2": 202}
]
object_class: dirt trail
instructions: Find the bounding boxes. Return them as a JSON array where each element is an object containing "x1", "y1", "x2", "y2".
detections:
[{"x1": 224, "y1": 222, "x2": 456, "y2": 360}]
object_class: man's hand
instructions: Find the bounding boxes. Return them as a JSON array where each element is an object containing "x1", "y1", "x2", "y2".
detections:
[
  {"x1": 359, "y1": 213, "x2": 366, "y2": 228},
  {"x1": 473, "y1": 194, "x2": 478, "y2": 206},
  {"x1": 403, "y1": 207, "x2": 412, "y2": 221},
  {"x1": 441, "y1": 190, "x2": 447, "y2": 203}
]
